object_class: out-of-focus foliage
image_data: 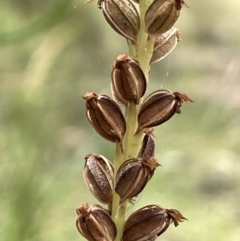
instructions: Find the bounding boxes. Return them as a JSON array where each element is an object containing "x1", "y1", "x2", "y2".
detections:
[{"x1": 0, "y1": 0, "x2": 240, "y2": 241}]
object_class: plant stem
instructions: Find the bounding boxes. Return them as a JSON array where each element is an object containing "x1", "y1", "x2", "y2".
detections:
[
  {"x1": 111, "y1": 1, "x2": 156, "y2": 241},
  {"x1": 111, "y1": 144, "x2": 126, "y2": 241},
  {"x1": 137, "y1": 0, "x2": 156, "y2": 78},
  {"x1": 123, "y1": 102, "x2": 142, "y2": 160},
  {"x1": 112, "y1": 144, "x2": 123, "y2": 219},
  {"x1": 112, "y1": 202, "x2": 126, "y2": 241}
]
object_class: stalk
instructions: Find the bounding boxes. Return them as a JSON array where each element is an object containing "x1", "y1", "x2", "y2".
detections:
[
  {"x1": 77, "y1": 2, "x2": 190, "y2": 241},
  {"x1": 111, "y1": 1, "x2": 156, "y2": 240}
]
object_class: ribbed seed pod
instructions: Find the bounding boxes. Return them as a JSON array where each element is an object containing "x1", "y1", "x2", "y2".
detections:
[
  {"x1": 145, "y1": 0, "x2": 188, "y2": 36},
  {"x1": 115, "y1": 157, "x2": 160, "y2": 204},
  {"x1": 136, "y1": 89, "x2": 193, "y2": 134},
  {"x1": 111, "y1": 54, "x2": 147, "y2": 106},
  {"x1": 138, "y1": 128, "x2": 155, "y2": 158},
  {"x1": 83, "y1": 92, "x2": 126, "y2": 149},
  {"x1": 100, "y1": 0, "x2": 140, "y2": 43},
  {"x1": 150, "y1": 27, "x2": 180, "y2": 64},
  {"x1": 84, "y1": 153, "x2": 114, "y2": 204},
  {"x1": 122, "y1": 205, "x2": 187, "y2": 241},
  {"x1": 76, "y1": 204, "x2": 117, "y2": 241}
]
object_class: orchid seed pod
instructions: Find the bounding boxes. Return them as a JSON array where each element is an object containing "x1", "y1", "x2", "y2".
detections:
[
  {"x1": 84, "y1": 153, "x2": 114, "y2": 204},
  {"x1": 122, "y1": 205, "x2": 187, "y2": 241},
  {"x1": 136, "y1": 89, "x2": 193, "y2": 134},
  {"x1": 115, "y1": 157, "x2": 160, "y2": 204},
  {"x1": 111, "y1": 54, "x2": 147, "y2": 105},
  {"x1": 100, "y1": 0, "x2": 140, "y2": 43},
  {"x1": 150, "y1": 27, "x2": 180, "y2": 64},
  {"x1": 138, "y1": 128, "x2": 155, "y2": 158},
  {"x1": 145, "y1": 0, "x2": 189, "y2": 36},
  {"x1": 76, "y1": 204, "x2": 117, "y2": 241},
  {"x1": 83, "y1": 92, "x2": 126, "y2": 150}
]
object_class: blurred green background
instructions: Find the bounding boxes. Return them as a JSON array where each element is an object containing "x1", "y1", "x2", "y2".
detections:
[{"x1": 1, "y1": 0, "x2": 240, "y2": 241}]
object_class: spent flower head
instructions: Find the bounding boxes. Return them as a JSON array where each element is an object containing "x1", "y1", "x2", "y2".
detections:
[{"x1": 77, "y1": 1, "x2": 192, "y2": 241}]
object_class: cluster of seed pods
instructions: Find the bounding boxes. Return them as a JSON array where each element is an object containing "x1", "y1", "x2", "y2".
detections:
[{"x1": 77, "y1": 1, "x2": 192, "y2": 241}]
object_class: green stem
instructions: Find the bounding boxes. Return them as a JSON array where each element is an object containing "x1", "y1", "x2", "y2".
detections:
[
  {"x1": 112, "y1": 144, "x2": 123, "y2": 218},
  {"x1": 111, "y1": 145, "x2": 126, "y2": 241},
  {"x1": 137, "y1": 0, "x2": 156, "y2": 77},
  {"x1": 123, "y1": 103, "x2": 142, "y2": 160},
  {"x1": 112, "y1": 202, "x2": 127, "y2": 241},
  {"x1": 111, "y1": 1, "x2": 156, "y2": 241}
]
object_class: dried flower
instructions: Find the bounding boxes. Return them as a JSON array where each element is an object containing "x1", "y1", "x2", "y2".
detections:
[
  {"x1": 115, "y1": 157, "x2": 160, "y2": 203},
  {"x1": 84, "y1": 153, "x2": 114, "y2": 204},
  {"x1": 83, "y1": 92, "x2": 126, "y2": 149},
  {"x1": 76, "y1": 204, "x2": 117, "y2": 241},
  {"x1": 100, "y1": 0, "x2": 140, "y2": 43},
  {"x1": 111, "y1": 54, "x2": 147, "y2": 105},
  {"x1": 138, "y1": 128, "x2": 155, "y2": 158},
  {"x1": 150, "y1": 27, "x2": 180, "y2": 64},
  {"x1": 145, "y1": 0, "x2": 187, "y2": 36},
  {"x1": 122, "y1": 205, "x2": 187, "y2": 241},
  {"x1": 136, "y1": 89, "x2": 193, "y2": 134}
]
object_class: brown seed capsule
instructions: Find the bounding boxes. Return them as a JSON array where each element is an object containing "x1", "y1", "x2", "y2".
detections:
[
  {"x1": 136, "y1": 89, "x2": 193, "y2": 134},
  {"x1": 150, "y1": 27, "x2": 180, "y2": 64},
  {"x1": 145, "y1": 0, "x2": 188, "y2": 36},
  {"x1": 138, "y1": 128, "x2": 155, "y2": 158},
  {"x1": 101, "y1": 0, "x2": 140, "y2": 43},
  {"x1": 111, "y1": 54, "x2": 147, "y2": 106},
  {"x1": 122, "y1": 205, "x2": 187, "y2": 241},
  {"x1": 115, "y1": 157, "x2": 160, "y2": 204},
  {"x1": 76, "y1": 204, "x2": 117, "y2": 241},
  {"x1": 84, "y1": 153, "x2": 114, "y2": 204},
  {"x1": 83, "y1": 92, "x2": 126, "y2": 149}
]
